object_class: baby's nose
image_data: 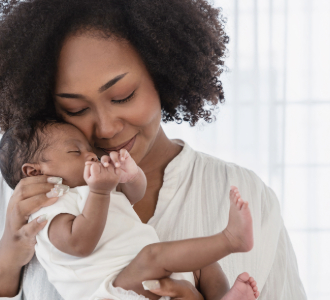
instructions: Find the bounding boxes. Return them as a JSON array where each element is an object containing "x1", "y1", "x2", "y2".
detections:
[
  {"x1": 91, "y1": 156, "x2": 98, "y2": 162},
  {"x1": 87, "y1": 153, "x2": 98, "y2": 162}
]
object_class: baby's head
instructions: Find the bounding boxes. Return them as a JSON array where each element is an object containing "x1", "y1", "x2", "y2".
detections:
[{"x1": 0, "y1": 120, "x2": 98, "y2": 189}]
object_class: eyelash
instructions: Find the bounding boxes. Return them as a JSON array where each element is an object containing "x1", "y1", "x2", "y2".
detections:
[{"x1": 64, "y1": 90, "x2": 136, "y2": 117}]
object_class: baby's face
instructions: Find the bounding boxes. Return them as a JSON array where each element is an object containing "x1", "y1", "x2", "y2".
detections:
[{"x1": 39, "y1": 124, "x2": 98, "y2": 188}]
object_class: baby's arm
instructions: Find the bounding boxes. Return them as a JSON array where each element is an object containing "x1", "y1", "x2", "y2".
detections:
[
  {"x1": 48, "y1": 162, "x2": 120, "y2": 257},
  {"x1": 102, "y1": 149, "x2": 146, "y2": 205}
]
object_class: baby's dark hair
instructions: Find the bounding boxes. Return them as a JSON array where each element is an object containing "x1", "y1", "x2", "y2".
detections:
[{"x1": 0, "y1": 119, "x2": 65, "y2": 189}]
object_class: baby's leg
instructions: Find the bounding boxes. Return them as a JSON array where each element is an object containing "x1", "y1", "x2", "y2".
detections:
[
  {"x1": 198, "y1": 264, "x2": 259, "y2": 300},
  {"x1": 114, "y1": 186, "x2": 253, "y2": 299}
]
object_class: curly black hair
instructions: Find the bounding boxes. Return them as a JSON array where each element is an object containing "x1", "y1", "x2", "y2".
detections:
[{"x1": 0, "y1": 0, "x2": 228, "y2": 132}]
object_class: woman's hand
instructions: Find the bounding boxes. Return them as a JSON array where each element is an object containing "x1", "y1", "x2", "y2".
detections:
[
  {"x1": 0, "y1": 175, "x2": 61, "y2": 297},
  {"x1": 100, "y1": 278, "x2": 203, "y2": 300},
  {"x1": 146, "y1": 278, "x2": 204, "y2": 300}
]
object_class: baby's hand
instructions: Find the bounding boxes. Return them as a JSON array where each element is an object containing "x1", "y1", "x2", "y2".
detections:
[
  {"x1": 84, "y1": 161, "x2": 120, "y2": 195},
  {"x1": 100, "y1": 149, "x2": 138, "y2": 184}
]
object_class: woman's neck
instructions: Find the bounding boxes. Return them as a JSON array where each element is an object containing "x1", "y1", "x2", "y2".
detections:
[
  {"x1": 138, "y1": 126, "x2": 182, "y2": 180},
  {"x1": 134, "y1": 126, "x2": 183, "y2": 223}
]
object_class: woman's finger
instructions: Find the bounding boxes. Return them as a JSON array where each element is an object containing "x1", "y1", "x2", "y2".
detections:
[
  {"x1": 12, "y1": 181, "x2": 59, "y2": 203},
  {"x1": 18, "y1": 215, "x2": 49, "y2": 242},
  {"x1": 144, "y1": 278, "x2": 204, "y2": 300},
  {"x1": 16, "y1": 175, "x2": 61, "y2": 187},
  {"x1": 14, "y1": 195, "x2": 59, "y2": 228}
]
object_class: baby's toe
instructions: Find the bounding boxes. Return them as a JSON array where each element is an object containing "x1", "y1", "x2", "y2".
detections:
[{"x1": 237, "y1": 198, "x2": 244, "y2": 208}]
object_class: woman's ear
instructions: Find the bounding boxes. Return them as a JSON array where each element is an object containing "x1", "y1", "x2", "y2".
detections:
[{"x1": 22, "y1": 163, "x2": 43, "y2": 177}]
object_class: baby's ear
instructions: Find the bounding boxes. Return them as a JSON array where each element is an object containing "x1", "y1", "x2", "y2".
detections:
[{"x1": 22, "y1": 163, "x2": 43, "y2": 177}]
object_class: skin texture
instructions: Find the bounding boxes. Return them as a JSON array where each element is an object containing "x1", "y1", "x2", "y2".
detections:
[
  {"x1": 0, "y1": 0, "x2": 229, "y2": 132},
  {"x1": 0, "y1": 0, "x2": 229, "y2": 297},
  {"x1": 0, "y1": 32, "x2": 215, "y2": 299},
  {"x1": 54, "y1": 33, "x2": 183, "y2": 224}
]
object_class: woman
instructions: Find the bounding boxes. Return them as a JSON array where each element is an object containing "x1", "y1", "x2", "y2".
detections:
[{"x1": 0, "y1": 0, "x2": 306, "y2": 299}]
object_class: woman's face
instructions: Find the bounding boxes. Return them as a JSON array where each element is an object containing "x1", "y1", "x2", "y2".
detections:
[{"x1": 54, "y1": 32, "x2": 162, "y2": 165}]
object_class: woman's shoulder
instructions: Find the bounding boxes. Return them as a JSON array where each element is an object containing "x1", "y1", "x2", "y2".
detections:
[
  {"x1": 191, "y1": 146, "x2": 281, "y2": 215},
  {"x1": 189, "y1": 145, "x2": 263, "y2": 186}
]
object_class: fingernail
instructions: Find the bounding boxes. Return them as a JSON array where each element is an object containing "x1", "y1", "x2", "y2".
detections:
[
  {"x1": 46, "y1": 188, "x2": 59, "y2": 198},
  {"x1": 142, "y1": 280, "x2": 160, "y2": 290},
  {"x1": 54, "y1": 184, "x2": 70, "y2": 196},
  {"x1": 47, "y1": 177, "x2": 63, "y2": 184},
  {"x1": 115, "y1": 162, "x2": 120, "y2": 167},
  {"x1": 46, "y1": 184, "x2": 70, "y2": 198},
  {"x1": 37, "y1": 214, "x2": 47, "y2": 223}
]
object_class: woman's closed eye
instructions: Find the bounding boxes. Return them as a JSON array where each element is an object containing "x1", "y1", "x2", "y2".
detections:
[
  {"x1": 63, "y1": 90, "x2": 136, "y2": 117},
  {"x1": 112, "y1": 90, "x2": 136, "y2": 104},
  {"x1": 65, "y1": 108, "x2": 88, "y2": 117}
]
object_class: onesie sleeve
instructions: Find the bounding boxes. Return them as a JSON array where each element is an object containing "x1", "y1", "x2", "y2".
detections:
[
  {"x1": 257, "y1": 181, "x2": 307, "y2": 299},
  {"x1": 28, "y1": 190, "x2": 81, "y2": 241},
  {"x1": 238, "y1": 167, "x2": 307, "y2": 300},
  {"x1": 29, "y1": 190, "x2": 80, "y2": 222},
  {"x1": 227, "y1": 164, "x2": 307, "y2": 300}
]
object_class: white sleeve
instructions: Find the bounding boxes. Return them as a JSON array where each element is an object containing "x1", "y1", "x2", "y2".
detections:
[
  {"x1": 257, "y1": 178, "x2": 307, "y2": 299},
  {"x1": 229, "y1": 165, "x2": 307, "y2": 300},
  {"x1": 0, "y1": 171, "x2": 22, "y2": 300},
  {"x1": 28, "y1": 190, "x2": 81, "y2": 243},
  {"x1": 29, "y1": 190, "x2": 80, "y2": 223},
  {"x1": 259, "y1": 215, "x2": 307, "y2": 299}
]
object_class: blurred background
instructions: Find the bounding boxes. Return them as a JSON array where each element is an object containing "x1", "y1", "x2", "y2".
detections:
[{"x1": 163, "y1": 0, "x2": 330, "y2": 299}]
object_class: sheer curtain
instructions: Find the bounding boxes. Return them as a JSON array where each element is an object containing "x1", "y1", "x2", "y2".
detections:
[{"x1": 163, "y1": 0, "x2": 330, "y2": 299}]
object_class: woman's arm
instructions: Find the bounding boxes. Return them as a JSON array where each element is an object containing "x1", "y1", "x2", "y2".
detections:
[
  {"x1": 0, "y1": 251, "x2": 22, "y2": 297},
  {"x1": 48, "y1": 191, "x2": 110, "y2": 257},
  {"x1": 0, "y1": 175, "x2": 60, "y2": 297}
]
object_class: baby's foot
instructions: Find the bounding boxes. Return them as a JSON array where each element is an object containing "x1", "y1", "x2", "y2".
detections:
[
  {"x1": 223, "y1": 186, "x2": 254, "y2": 253},
  {"x1": 222, "y1": 272, "x2": 259, "y2": 300}
]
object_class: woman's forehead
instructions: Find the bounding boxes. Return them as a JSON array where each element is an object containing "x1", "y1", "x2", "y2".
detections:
[{"x1": 55, "y1": 33, "x2": 144, "y2": 91}]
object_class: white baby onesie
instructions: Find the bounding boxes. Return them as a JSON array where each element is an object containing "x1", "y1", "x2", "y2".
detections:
[{"x1": 28, "y1": 186, "x2": 194, "y2": 300}]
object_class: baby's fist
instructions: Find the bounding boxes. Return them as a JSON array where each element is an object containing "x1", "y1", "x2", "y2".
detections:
[
  {"x1": 84, "y1": 161, "x2": 120, "y2": 194},
  {"x1": 108, "y1": 149, "x2": 138, "y2": 183}
]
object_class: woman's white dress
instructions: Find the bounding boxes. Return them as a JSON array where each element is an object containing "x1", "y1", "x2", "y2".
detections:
[{"x1": 0, "y1": 140, "x2": 307, "y2": 300}]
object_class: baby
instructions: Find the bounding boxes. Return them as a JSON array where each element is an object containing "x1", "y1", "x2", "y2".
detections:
[{"x1": 0, "y1": 120, "x2": 259, "y2": 300}]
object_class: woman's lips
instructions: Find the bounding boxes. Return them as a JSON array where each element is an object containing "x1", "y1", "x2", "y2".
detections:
[{"x1": 99, "y1": 135, "x2": 136, "y2": 153}]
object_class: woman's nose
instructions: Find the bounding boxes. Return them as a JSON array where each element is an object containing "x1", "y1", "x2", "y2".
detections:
[{"x1": 94, "y1": 110, "x2": 124, "y2": 140}]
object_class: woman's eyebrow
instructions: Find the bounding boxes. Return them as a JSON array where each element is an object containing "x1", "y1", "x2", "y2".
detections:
[
  {"x1": 98, "y1": 72, "x2": 128, "y2": 93},
  {"x1": 55, "y1": 72, "x2": 128, "y2": 99}
]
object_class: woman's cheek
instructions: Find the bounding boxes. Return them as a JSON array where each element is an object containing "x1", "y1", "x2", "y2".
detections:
[{"x1": 131, "y1": 91, "x2": 161, "y2": 127}]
